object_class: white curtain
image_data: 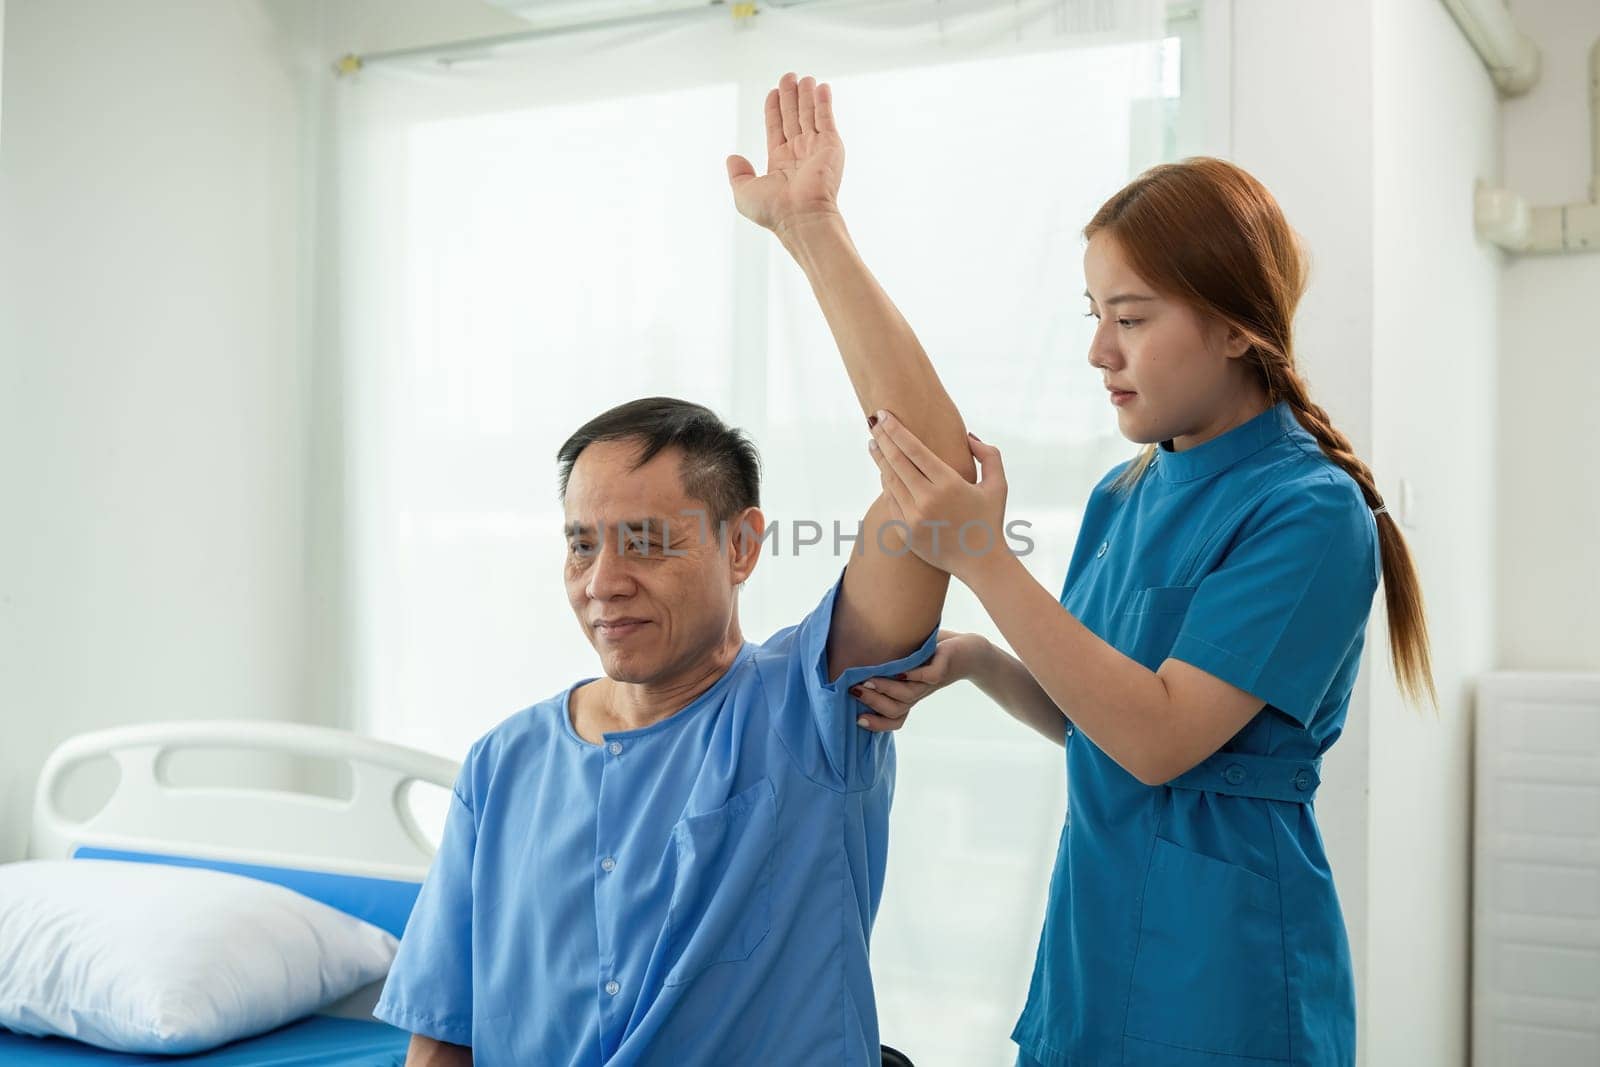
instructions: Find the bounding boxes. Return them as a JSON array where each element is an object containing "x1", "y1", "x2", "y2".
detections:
[{"x1": 330, "y1": 2, "x2": 1184, "y2": 1062}]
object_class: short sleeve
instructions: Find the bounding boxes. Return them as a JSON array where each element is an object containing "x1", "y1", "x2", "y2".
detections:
[
  {"x1": 757, "y1": 568, "x2": 940, "y2": 791},
  {"x1": 371, "y1": 779, "x2": 478, "y2": 1047},
  {"x1": 1168, "y1": 479, "x2": 1380, "y2": 727}
]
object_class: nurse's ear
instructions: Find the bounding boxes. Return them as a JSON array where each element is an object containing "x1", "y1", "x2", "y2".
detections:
[
  {"x1": 1207, "y1": 315, "x2": 1253, "y2": 361},
  {"x1": 1226, "y1": 328, "x2": 1252, "y2": 360}
]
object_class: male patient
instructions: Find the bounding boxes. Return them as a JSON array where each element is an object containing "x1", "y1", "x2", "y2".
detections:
[{"x1": 373, "y1": 73, "x2": 970, "y2": 1064}]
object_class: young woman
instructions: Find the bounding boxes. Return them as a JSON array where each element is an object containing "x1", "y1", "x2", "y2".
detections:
[{"x1": 729, "y1": 74, "x2": 1435, "y2": 1067}]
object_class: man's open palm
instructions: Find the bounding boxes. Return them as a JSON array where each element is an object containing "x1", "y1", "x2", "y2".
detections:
[{"x1": 726, "y1": 71, "x2": 844, "y2": 233}]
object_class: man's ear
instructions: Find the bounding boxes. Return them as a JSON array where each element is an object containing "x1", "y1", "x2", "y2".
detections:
[{"x1": 727, "y1": 506, "x2": 766, "y2": 584}]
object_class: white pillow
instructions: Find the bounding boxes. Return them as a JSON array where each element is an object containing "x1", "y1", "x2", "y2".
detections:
[{"x1": 0, "y1": 859, "x2": 399, "y2": 1054}]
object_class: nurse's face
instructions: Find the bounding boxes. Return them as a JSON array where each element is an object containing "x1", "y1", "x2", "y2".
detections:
[
  {"x1": 1082, "y1": 234, "x2": 1257, "y2": 450},
  {"x1": 562, "y1": 440, "x2": 762, "y2": 685}
]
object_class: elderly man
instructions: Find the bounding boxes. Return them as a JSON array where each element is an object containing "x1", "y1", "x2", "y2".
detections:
[{"x1": 373, "y1": 73, "x2": 972, "y2": 1065}]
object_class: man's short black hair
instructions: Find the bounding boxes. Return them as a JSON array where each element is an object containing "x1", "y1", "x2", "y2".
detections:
[{"x1": 556, "y1": 397, "x2": 762, "y2": 524}]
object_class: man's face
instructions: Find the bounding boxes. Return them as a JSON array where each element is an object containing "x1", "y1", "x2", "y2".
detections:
[{"x1": 562, "y1": 440, "x2": 761, "y2": 685}]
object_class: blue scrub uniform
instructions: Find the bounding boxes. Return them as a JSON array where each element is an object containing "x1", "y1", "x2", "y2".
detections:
[
  {"x1": 374, "y1": 573, "x2": 937, "y2": 1066},
  {"x1": 1012, "y1": 401, "x2": 1380, "y2": 1067}
]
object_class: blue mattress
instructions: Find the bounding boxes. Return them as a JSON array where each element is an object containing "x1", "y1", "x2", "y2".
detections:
[{"x1": 0, "y1": 1016, "x2": 409, "y2": 1065}]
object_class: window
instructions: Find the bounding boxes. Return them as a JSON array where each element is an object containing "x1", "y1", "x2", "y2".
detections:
[{"x1": 331, "y1": 3, "x2": 1210, "y2": 1060}]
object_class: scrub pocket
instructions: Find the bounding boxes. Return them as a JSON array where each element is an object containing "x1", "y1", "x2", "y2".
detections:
[
  {"x1": 663, "y1": 777, "x2": 776, "y2": 987},
  {"x1": 1118, "y1": 585, "x2": 1197, "y2": 671},
  {"x1": 1124, "y1": 836, "x2": 1290, "y2": 1061}
]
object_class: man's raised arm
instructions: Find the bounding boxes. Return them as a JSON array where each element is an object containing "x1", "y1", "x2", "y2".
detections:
[{"x1": 727, "y1": 73, "x2": 975, "y2": 677}]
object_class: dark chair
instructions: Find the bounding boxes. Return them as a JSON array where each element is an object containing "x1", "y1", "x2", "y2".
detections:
[{"x1": 881, "y1": 1045, "x2": 914, "y2": 1067}]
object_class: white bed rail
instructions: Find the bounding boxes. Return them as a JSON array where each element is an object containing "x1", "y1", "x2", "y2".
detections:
[{"x1": 30, "y1": 720, "x2": 461, "y2": 882}]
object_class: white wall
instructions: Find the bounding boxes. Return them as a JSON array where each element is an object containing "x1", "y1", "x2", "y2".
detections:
[
  {"x1": 1369, "y1": 4, "x2": 1502, "y2": 1067},
  {"x1": 0, "y1": 0, "x2": 6, "y2": 150},
  {"x1": 1231, "y1": 5, "x2": 1511, "y2": 1065},
  {"x1": 0, "y1": 0, "x2": 310, "y2": 860},
  {"x1": 1230, "y1": 0, "x2": 1378, "y2": 1050},
  {"x1": 0, "y1": 0, "x2": 516, "y2": 860},
  {"x1": 1498, "y1": 0, "x2": 1600, "y2": 672}
]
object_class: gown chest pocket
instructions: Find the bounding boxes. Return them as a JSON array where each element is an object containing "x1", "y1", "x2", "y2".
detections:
[
  {"x1": 663, "y1": 777, "x2": 777, "y2": 987},
  {"x1": 1116, "y1": 585, "x2": 1198, "y2": 671}
]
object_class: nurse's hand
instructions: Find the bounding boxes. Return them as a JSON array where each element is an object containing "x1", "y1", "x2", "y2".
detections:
[
  {"x1": 867, "y1": 411, "x2": 1009, "y2": 582},
  {"x1": 850, "y1": 630, "x2": 985, "y2": 732},
  {"x1": 726, "y1": 72, "x2": 844, "y2": 237}
]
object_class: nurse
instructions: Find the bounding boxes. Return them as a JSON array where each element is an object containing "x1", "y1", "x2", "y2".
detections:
[{"x1": 738, "y1": 76, "x2": 1437, "y2": 1067}]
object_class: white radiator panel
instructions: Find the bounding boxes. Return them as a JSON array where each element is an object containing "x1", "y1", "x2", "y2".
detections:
[{"x1": 1474, "y1": 673, "x2": 1600, "y2": 1066}]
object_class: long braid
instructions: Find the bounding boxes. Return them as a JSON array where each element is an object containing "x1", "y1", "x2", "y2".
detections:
[
  {"x1": 1269, "y1": 368, "x2": 1440, "y2": 711},
  {"x1": 1266, "y1": 372, "x2": 1382, "y2": 508}
]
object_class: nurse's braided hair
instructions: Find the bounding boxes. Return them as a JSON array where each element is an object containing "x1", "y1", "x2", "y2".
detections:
[{"x1": 1085, "y1": 158, "x2": 1438, "y2": 711}]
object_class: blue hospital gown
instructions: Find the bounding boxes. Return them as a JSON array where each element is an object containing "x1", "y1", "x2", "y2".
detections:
[
  {"x1": 374, "y1": 572, "x2": 938, "y2": 1066},
  {"x1": 1013, "y1": 400, "x2": 1381, "y2": 1067}
]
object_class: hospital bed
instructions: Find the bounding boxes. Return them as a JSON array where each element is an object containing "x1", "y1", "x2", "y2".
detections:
[
  {"x1": 3, "y1": 720, "x2": 459, "y2": 1065},
  {"x1": 6, "y1": 722, "x2": 922, "y2": 1066}
]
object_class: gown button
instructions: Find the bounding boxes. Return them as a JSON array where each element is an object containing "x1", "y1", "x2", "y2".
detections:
[
  {"x1": 1096, "y1": 541, "x2": 1108, "y2": 558},
  {"x1": 1293, "y1": 769, "x2": 1313, "y2": 791},
  {"x1": 1222, "y1": 763, "x2": 1246, "y2": 786}
]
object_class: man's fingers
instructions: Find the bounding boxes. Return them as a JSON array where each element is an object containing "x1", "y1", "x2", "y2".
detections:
[
  {"x1": 726, "y1": 155, "x2": 756, "y2": 187},
  {"x1": 763, "y1": 88, "x2": 784, "y2": 155},
  {"x1": 798, "y1": 75, "x2": 817, "y2": 134},
  {"x1": 778, "y1": 71, "x2": 801, "y2": 140},
  {"x1": 815, "y1": 82, "x2": 837, "y2": 133}
]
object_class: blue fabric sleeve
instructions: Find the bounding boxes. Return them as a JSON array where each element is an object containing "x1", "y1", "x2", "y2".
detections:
[
  {"x1": 1168, "y1": 478, "x2": 1380, "y2": 727},
  {"x1": 371, "y1": 778, "x2": 478, "y2": 1048},
  {"x1": 759, "y1": 568, "x2": 941, "y2": 792}
]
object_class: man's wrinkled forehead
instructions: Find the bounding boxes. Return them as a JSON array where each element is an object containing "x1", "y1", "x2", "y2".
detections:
[
  {"x1": 563, "y1": 443, "x2": 691, "y2": 517},
  {"x1": 562, "y1": 458, "x2": 718, "y2": 548}
]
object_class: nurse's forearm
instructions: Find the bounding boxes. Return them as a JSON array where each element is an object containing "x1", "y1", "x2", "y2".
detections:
[
  {"x1": 960, "y1": 551, "x2": 1175, "y2": 783},
  {"x1": 967, "y1": 637, "x2": 1070, "y2": 746},
  {"x1": 775, "y1": 213, "x2": 975, "y2": 482}
]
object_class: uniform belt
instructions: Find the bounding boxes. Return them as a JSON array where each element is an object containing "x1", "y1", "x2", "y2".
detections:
[{"x1": 1165, "y1": 751, "x2": 1322, "y2": 803}]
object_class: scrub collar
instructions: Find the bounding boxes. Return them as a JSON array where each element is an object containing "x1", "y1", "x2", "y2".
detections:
[{"x1": 1153, "y1": 400, "x2": 1298, "y2": 483}]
